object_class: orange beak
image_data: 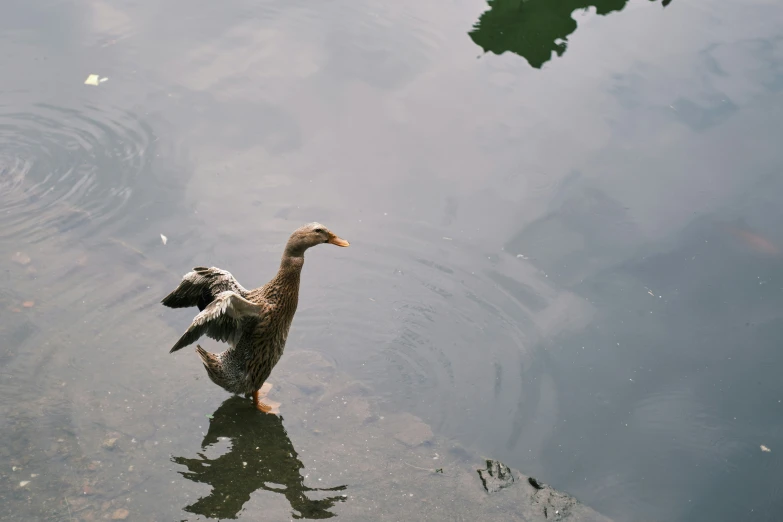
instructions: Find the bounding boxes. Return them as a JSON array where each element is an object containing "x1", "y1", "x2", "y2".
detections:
[{"x1": 327, "y1": 233, "x2": 350, "y2": 247}]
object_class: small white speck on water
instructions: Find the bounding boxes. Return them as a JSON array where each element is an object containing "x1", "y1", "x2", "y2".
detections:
[
  {"x1": 19, "y1": 481, "x2": 30, "y2": 487},
  {"x1": 160, "y1": 234, "x2": 168, "y2": 245}
]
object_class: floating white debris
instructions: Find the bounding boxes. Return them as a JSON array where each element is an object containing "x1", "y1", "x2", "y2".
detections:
[
  {"x1": 442, "y1": 237, "x2": 453, "y2": 241},
  {"x1": 761, "y1": 445, "x2": 771, "y2": 452},
  {"x1": 99, "y1": 77, "x2": 109, "y2": 83},
  {"x1": 19, "y1": 481, "x2": 30, "y2": 487},
  {"x1": 516, "y1": 254, "x2": 528, "y2": 259},
  {"x1": 84, "y1": 74, "x2": 100, "y2": 86},
  {"x1": 160, "y1": 234, "x2": 168, "y2": 245}
]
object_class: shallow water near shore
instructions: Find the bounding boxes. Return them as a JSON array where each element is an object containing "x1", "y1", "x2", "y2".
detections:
[{"x1": 2, "y1": 0, "x2": 782, "y2": 520}]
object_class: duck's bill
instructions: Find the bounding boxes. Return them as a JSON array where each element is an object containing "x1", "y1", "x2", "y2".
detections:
[{"x1": 327, "y1": 234, "x2": 350, "y2": 247}]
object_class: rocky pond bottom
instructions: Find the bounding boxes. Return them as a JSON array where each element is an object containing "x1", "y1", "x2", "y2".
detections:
[
  {"x1": 2, "y1": 349, "x2": 609, "y2": 521},
  {"x1": 0, "y1": 234, "x2": 609, "y2": 521}
]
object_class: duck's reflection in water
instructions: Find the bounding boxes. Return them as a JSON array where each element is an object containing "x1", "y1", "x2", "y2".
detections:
[{"x1": 172, "y1": 397, "x2": 347, "y2": 519}]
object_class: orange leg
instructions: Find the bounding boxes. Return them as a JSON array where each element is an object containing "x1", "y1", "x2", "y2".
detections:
[{"x1": 252, "y1": 382, "x2": 281, "y2": 414}]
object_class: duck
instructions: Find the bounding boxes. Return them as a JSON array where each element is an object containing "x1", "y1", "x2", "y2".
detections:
[{"x1": 161, "y1": 222, "x2": 349, "y2": 413}]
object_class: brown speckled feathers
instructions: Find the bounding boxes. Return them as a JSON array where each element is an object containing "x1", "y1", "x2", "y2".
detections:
[{"x1": 161, "y1": 223, "x2": 349, "y2": 402}]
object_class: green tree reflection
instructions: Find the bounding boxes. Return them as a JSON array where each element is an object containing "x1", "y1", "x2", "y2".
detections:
[
  {"x1": 469, "y1": 0, "x2": 673, "y2": 68},
  {"x1": 172, "y1": 397, "x2": 346, "y2": 519}
]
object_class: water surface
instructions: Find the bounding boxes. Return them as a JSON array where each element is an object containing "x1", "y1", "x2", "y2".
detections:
[{"x1": 1, "y1": 0, "x2": 782, "y2": 520}]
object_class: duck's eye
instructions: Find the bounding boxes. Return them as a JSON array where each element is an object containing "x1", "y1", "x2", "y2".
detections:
[{"x1": 314, "y1": 228, "x2": 325, "y2": 234}]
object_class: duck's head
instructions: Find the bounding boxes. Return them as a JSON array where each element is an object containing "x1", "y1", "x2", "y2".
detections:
[{"x1": 284, "y1": 222, "x2": 350, "y2": 257}]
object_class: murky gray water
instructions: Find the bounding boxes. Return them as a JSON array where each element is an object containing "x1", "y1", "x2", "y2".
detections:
[{"x1": 2, "y1": 0, "x2": 782, "y2": 520}]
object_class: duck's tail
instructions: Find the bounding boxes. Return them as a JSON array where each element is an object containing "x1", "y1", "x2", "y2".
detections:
[{"x1": 196, "y1": 345, "x2": 225, "y2": 388}]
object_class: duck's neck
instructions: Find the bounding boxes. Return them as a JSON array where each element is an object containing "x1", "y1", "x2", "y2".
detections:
[
  {"x1": 279, "y1": 254, "x2": 304, "y2": 275},
  {"x1": 267, "y1": 254, "x2": 303, "y2": 310}
]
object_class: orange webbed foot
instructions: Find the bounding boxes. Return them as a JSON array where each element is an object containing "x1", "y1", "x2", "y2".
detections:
[{"x1": 253, "y1": 383, "x2": 281, "y2": 415}]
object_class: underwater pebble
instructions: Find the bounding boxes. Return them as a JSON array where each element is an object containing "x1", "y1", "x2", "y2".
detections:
[
  {"x1": 19, "y1": 481, "x2": 30, "y2": 487},
  {"x1": 111, "y1": 508, "x2": 130, "y2": 520},
  {"x1": 392, "y1": 414, "x2": 433, "y2": 447},
  {"x1": 11, "y1": 252, "x2": 31, "y2": 265},
  {"x1": 102, "y1": 437, "x2": 119, "y2": 450}
]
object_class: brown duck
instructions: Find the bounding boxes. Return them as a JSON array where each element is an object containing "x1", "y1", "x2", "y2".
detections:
[{"x1": 162, "y1": 223, "x2": 349, "y2": 413}]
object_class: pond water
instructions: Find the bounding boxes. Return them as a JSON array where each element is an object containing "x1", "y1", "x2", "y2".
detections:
[{"x1": 1, "y1": 0, "x2": 782, "y2": 520}]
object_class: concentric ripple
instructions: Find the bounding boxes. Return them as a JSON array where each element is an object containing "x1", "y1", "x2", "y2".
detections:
[{"x1": 0, "y1": 103, "x2": 154, "y2": 242}]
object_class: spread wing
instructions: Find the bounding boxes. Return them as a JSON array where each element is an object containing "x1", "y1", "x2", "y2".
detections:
[
  {"x1": 169, "y1": 291, "x2": 271, "y2": 353},
  {"x1": 161, "y1": 266, "x2": 249, "y2": 311}
]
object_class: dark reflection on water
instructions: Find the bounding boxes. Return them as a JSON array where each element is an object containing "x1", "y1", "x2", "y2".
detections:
[
  {"x1": 537, "y1": 177, "x2": 783, "y2": 518},
  {"x1": 172, "y1": 397, "x2": 347, "y2": 520},
  {"x1": 470, "y1": 0, "x2": 673, "y2": 68}
]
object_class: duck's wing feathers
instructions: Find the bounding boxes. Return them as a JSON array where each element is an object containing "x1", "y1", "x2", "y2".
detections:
[
  {"x1": 169, "y1": 291, "x2": 271, "y2": 353},
  {"x1": 162, "y1": 266, "x2": 249, "y2": 310}
]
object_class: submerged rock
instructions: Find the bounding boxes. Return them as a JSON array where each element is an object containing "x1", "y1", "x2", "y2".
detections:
[
  {"x1": 478, "y1": 459, "x2": 515, "y2": 493},
  {"x1": 474, "y1": 458, "x2": 602, "y2": 521},
  {"x1": 389, "y1": 412, "x2": 434, "y2": 447}
]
